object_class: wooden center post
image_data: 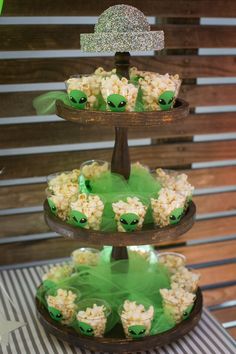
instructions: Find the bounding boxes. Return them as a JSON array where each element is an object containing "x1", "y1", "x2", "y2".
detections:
[{"x1": 111, "y1": 52, "x2": 131, "y2": 261}]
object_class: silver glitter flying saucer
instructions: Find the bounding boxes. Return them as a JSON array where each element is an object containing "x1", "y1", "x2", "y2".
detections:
[{"x1": 80, "y1": 4, "x2": 164, "y2": 52}]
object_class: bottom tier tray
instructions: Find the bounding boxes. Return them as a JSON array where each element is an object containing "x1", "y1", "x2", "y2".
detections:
[{"x1": 36, "y1": 288, "x2": 202, "y2": 353}]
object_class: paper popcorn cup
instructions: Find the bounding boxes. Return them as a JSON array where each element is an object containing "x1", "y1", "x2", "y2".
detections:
[
  {"x1": 71, "y1": 247, "x2": 100, "y2": 268},
  {"x1": 76, "y1": 299, "x2": 111, "y2": 337},
  {"x1": 119, "y1": 300, "x2": 154, "y2": 339}
]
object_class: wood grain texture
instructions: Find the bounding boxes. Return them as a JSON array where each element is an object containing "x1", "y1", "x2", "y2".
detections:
[
  {"x1": 1, "y1": 84, "x2": 236, "y2": 118},
  {"x1": 1, "y1": 112, "x2": 236, "y2": 148},
  {"x1": 1, "y1": 56, "x2": 236, "y2": 84},
  {"x1": 195, "y1": 192, "x2": 236, "y2": 215},
  {"x1": 200, "y1": 265, "x2": 236, "y2": 289},
  {"x1": 212, "y1": 307, "x2": 236, "y2": 324},
  {"x1": 3, "y1": 0, "x2": 236, "y2": 17},
  {"x1": 227, "y1": 327, "x2": 236, "y2": 339},
  {"x1": 1, "y1": 25, "x2": 236, "y2": 51},
  {"x1": 186, "y1": 166, "x2": 236, "y2": 189},
  {"x1": 166, "y1": 240, "x2": 236, "y2": 264},
  {"x1": 203, "y1": 285, "x2": 236, "y2": 307},
  {"x1": 1, "y1": 140, "x2": 236, "y2": 179}
]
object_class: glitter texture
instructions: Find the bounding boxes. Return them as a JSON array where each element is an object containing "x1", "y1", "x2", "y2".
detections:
[{"x1": 80, "y1": 4, "x2": 164, "y2": 53}]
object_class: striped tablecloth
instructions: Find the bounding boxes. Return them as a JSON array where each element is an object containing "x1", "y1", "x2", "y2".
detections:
[{"x1": 0, "y1": 264, "x2": 235, "y2": 354}]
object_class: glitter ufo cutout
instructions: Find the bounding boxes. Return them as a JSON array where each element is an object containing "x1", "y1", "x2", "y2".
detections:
[{"x1": 80, "y1": 4, "x2": 164, "y2": 52}]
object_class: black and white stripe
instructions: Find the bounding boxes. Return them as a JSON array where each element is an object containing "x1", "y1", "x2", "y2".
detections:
[{"x1": 0, "y1": 266, "x2": 235, "y2": 354}]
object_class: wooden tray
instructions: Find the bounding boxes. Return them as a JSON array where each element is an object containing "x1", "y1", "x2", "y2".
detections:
[
  {"x1": 36, "y1": 288, "x2": 202, "y2": 353},
  {"x1": 56, "y1": 98, "x2": 189, "y2": 127},
  {"x1": 44, "y1": 200, "x2": 196, "y2": 246}
]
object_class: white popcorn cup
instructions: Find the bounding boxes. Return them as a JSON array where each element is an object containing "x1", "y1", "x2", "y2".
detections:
[
  {"x1": 119, "y1": 302, "x2": 154, "y2": 339},
  {"x1": 71, "y1": 247, "x2": 100, "y2": 268},
  {"x1": 157, "y1": 252, "x2": 186, "y2": 273},
  {"x1": 76, "y1": 299, "x2": 111, "y2": 337},
  {"x1": 80, "y1": 160, "x2": 110, "y2": 180}
]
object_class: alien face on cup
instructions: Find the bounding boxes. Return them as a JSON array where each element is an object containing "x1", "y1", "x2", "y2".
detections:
[
  {"x1": 158, "y1": 91, "x2": 175, "y2": 111},
  {"x1": 182, "y1": 304, "x2": 193, "y2": 320},
  {"x1": 48, "y1": 306, "x2": 63, "y2": 322},
  {"x1": 69, "y1": 89, "x2": 87, "y2": 109},
  {"x1": 67, "y1": 210, "x2": 88, "y2": 228},
  {"x1": 128, "y1": 324, "x2": 146, "y2": 339},
  {"x1": 47, "y1": 198, "x2": 57, "y2": 216},
  {"x1": 169, "y1": 207, "x2": 184, "y2": 225},
  {"x1": 78, "y1": 321, "x2": 94, "y2": 336},
  {"x1": 119, "y1": 213, "x2": 140, "y2": 232},
  {"x1": 107, "y1": 94, "x2": 127, "y2": 112}
]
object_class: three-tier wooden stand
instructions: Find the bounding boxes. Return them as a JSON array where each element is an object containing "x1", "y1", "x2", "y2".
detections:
[{"x1": 36, "y1": 52, "x2": 202, "y2": 352}]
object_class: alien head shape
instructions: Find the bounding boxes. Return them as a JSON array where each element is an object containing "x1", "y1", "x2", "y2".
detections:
[
  {"x1": 169, "y1": 207, "x2": 184, "y2": 225},
  {"x1": 69, "y1": 89, "x2": 87, "y2": 109},
  {"x1": 48, "y1": 306, "x2": 63, "y2": 322},
  {"x1": 128, "y1": 324, "x2": 146, "y2": 339},
  {"x1": 78, "y1": 321, "x2": 94, "y2": 336},
  {"x1": 182, "y1": 304, "x2": 194, "y2": 320},
  {"x1": 67, "y1": 210, "x2": 88, "y2": 228},
  {"x1": 119, "y1": 213, "x2": 140, "y2": 232},
  {"x1": 47, "y1": 198, "x2": 57, "y2": 216},
  {"x1": 107, "y1": 94, "x2": 127, "y2": 112},
  {"x1": 158, "y1": 91, "x2": 175, "y2": 111}
]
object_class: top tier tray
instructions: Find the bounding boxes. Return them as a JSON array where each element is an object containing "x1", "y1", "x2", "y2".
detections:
[{"x1": 56, "y1": 98, "x2": 189, "y2": 127}]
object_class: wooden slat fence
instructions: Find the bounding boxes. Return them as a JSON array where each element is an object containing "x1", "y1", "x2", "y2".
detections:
[{"x1": 0, "y1": 0, "x2": 236, "y2": 338}]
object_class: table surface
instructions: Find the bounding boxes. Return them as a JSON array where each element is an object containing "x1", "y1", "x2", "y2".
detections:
[{"x1": 0, "y1": 264, "x2": 235, "y2": 354}]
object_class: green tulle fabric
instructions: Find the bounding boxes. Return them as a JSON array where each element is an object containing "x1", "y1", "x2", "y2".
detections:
[
  {"x1": 32, "y1": 91, "x2": 70, "y2": 115},
  {"x1": 36, "y1": 254, "x2": 177, "y2": 335},
  {"x1": 88, "y1": 166, "x2": 161, "y2": 231}
]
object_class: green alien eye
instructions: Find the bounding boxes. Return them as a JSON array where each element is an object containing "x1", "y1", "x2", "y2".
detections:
[
  {"x1": 67, "y1": 210, "x2": 88, "y2": 228},
  {"x1": 128, "y1": 325, "x2": 146, "y2": 338},
  {"x1": 107, "y1": 94, "x2": 127, "y2": 112},
  {"x1": 48, "y1": 306, "x2": 63, "y2": 322},
  {"x1": 169, "y1": 207, "x2": 184, "y2": 225},
  {"x1": 119, "y1": 213, "x2": 140, "y2": 232},
  {"x1": 78, "y1": 321, "x2": 94, "y2": 336},
  {"x1": 183, "y1": 304, "x2": 193, "y2": 320},
  {"x1": 69, "y1": 89, "x2": 87, "y2": 109},
  {"x1": 158, "y1": 91, "x2": 175, "y2": 111},
  {"x1": 47, "y1": 198, "x2": 57, "y2": 215}
]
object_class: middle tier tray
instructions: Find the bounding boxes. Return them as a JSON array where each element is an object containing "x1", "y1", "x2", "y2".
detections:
[{"x1": 44, "y1": 200, "x2": 196, "y2": 246}]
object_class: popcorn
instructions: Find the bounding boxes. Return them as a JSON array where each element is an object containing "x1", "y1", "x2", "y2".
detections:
[
  {"x1": 48, "y1": 194, "x2": 71, "y2": 221},
  {"x1": 129, "y1": 67, "x2": 181, "y2": 111},
  {"x1": 171, "y1": 267, "x2": 200, "y2": 293},
  {"x1": 77, "y1": 303, "x2": 107, "y2": 337},
  {"x1": 42, "y1": 264, "x2": 74, "y2": 282},
  {"x1": 158, "y1": 252, "x2": 186, "y2": 274},
  {"x1": 81, "y1": 160, "x2": 109, "y2": 179},
  {"x1": 151, "y1": 188, "x2": 186, "y2": 227},
  {"x1": 66, "y1": 74, "x2": 102, "y2": 110},
  {"x1": 101, "y1": 74, "x2": 138, "y2": 111},
  {"x1": 156, "y1": 169, "x2": 194, "y2": 201},
  {"x1": 120, "y1": 300, "x2": 154, "y2": 338},
  {"x1": 112, "y1": 197, "x2": 147, "y2": 232},
  {"x1": 128, "y1": 246, "x2": 154, "y2": 262},
  {"x1": 69, "y1": 194, "x2": 104, "y2": 230},
  {"x1": 71, "y1": 248, "x2": 100, "y2": 266},
  {"x1": 160, "y1": 288, "x2": 196, "y2": 323},
  {"x1": 47, "y1": 288, "x2": 77, "y2": 324},
  {"x1": 47, "y1": 170, "x2": 80, "y2": 198}
]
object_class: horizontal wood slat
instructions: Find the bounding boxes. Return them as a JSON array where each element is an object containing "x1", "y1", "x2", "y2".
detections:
[
  {"x1": 1, "y1": 141, "x2": 236, "y2": 179},
  {"x1": 167, "y1": 240, "x2": 236, "y2": 264},
  {"x1": 1, "y1": 56, "x2": 236, "y2": 84},
  {"x1": 212, "y1": 307, "x2": 236, "y2": 324},
  {"x1": 1, "y1": 112, "x2": 236, "y2": 148},
  {"x1": 3, "y1": 0, "x2": 236, "y2": 17},
  {"x1": 1, "y1": 84, "x2": 236, "y2": 118},
  {"x1": 200, "y1": 264, "x2": 236, "y2": 289},
  {"x1": 227, "y1": 327, "x2": 236, "y2": 339},
  {"x1": 1, "y1": 25, "x2": 236, "y2": 51},
  {"x1": 203, "y1": 285, "x2": 236, "y2": 307},
  {"x1": 195, "y1": 192, "x2": 236, "y2": 215}
]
